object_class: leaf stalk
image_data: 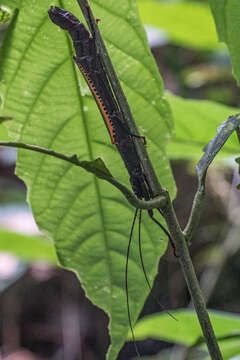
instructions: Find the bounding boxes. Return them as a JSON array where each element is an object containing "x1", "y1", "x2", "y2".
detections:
[{"x1": 0, "y1": 141, "x2": 166, "y2": 211}]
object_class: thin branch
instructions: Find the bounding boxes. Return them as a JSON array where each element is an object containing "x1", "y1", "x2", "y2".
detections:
[
  {"x1": 0, "y1": 141, "x2": 166, "y2": 211},
  {"x1": 235, "y1": 126, "x2": 240, "y2": 144},
  {"x1": 161, "y1": 192, "x2": 223, "y2": 360},
  {"x1": 183, "y1": 184, "x2": 205, "y2": 242},
  {"x1": 185, "y1": 115, "x2": 240, "y2": 243}
]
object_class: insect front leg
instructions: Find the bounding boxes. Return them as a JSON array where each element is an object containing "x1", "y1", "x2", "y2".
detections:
[{"x1": 84, "y1": 4, "x2": 101, "y2": 40}]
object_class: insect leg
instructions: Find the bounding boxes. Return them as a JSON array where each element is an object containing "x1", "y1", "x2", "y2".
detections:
[
  {"x1": 148, "y1": 209, "x2": 178, "y2": 257},
  {"x1": 125, "y1": 208, "x2": 141, "y2": 359},
  {"x1": 138, "y1": 210, "x2": 177, "y2": 320},
  {"x1": 85, "y1": 4, "x2": 97, "y2": 40}
]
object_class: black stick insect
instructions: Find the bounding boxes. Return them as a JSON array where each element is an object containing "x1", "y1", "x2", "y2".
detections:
[{"x1": 48, "y1": 6, "x2": 175, "y2": 356}]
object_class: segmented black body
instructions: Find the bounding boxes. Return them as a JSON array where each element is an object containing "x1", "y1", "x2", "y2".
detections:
[{"x1": 48, "y1": 7, "x2": 151, "y2": 201}]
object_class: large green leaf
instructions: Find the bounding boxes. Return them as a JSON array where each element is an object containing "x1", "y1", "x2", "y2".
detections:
[
  {"x1": 134, "y1": 309, "x2": 240, "y2": 344},
  {"x1": 138, "y1": 1, "x2": 219, "y2": 50},
  {"x1": 0, "y1": 1, "x2": 175, "y2": 358},
  {"x1": 0, "y1": 123, "x2": 10, "y2": 140},
  {"x1": 209, "y1": 0, "x2": 240, "y2": 85},
  {"x1": 133, "y1": 309, "x2": 240, "y2": 359},
  {"x1": 166, "y1": 93, "x2": 240, "y2": 159}
]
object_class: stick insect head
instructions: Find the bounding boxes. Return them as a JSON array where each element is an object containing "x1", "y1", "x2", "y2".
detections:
[
  {"x1": 48, "y1": 7, "x2": 75, "y2": 30},
  {"x1": 48, "y1": 6, "x2": 90, "y2": 43}
]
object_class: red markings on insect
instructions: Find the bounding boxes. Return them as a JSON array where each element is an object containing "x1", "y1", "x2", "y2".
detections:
[{"x1": 74, "y1": 57, "x2": 116, "y2": 145}]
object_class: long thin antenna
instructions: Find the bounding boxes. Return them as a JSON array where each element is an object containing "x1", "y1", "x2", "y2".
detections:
[
  {"x1": 138, "y1": 209, "x2": 153, "y2": 293},
  {"x1": 138, "y1": 210, "x2": 177, "y2": 321},
  {"x1": 125, "y1": 208, "x2": 141, "y2": 359}
]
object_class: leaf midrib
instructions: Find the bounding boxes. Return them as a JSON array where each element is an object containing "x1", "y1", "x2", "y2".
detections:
[{"x1": 59, "y1": 0, "x2": 113, "y2": 310}]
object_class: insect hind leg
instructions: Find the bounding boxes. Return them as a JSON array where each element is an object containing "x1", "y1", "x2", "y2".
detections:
[
  {"x1": 148, "y1": 210, "x2": 178, "y2": 257},
  {"x1": 125, "y1": 209, "x2": 141, "y2": 358},
  {"x1": 138, "y1": 210, "x2": 177, "y2": 321}
]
